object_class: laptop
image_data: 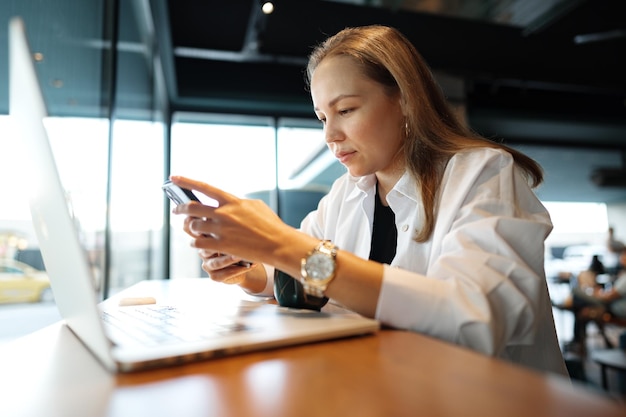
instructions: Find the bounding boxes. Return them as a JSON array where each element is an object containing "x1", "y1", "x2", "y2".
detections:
[{"x1": 8, "y1": 17, "x2": 379, "y2": 373}]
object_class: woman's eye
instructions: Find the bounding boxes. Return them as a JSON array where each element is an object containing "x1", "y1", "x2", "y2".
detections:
[{"x1": 339, "y1": 108, "x2": 353, "y2": 116}]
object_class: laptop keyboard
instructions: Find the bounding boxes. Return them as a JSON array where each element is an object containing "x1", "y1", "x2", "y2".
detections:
[{"x1": 101, "y1": 305, "x2": 250, "y2": 346}]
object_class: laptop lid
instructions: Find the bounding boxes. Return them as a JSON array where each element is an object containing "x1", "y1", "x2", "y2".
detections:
[
  {"x1": 8, "y1": 17, "x2": 379, "y2": 373},
  {"x1": 9, "y1": 16, "x2": 118, "y2": 370}
]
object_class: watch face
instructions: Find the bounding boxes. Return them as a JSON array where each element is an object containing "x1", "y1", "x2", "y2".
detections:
[{"x1": 305, "y1": 252, "x2": 335, "y2": 280}]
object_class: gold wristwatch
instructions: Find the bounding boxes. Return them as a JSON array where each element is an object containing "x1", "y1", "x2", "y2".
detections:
[{"x1": 300, "y1": 240, "x2": 338, "y2": 297}]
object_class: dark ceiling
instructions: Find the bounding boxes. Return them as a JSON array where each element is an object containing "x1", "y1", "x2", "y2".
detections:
[
  {"x1": 2, "y1": 0, "x2": 626, "y2": 203},
  {"x1": 163, "y1": 0, "x2": 626, "y2": 132}
]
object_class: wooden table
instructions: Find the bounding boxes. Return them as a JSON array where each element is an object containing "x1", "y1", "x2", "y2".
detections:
[
  {"x1": 592, "y1": 348, "x2": 626, "y2": 392},
  {"x1": 1, "y1": 280, "x2": 625, "y2": 417}
]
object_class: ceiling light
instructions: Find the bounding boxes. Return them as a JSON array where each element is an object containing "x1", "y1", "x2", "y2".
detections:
[
  {"x1": 574, "y1": 29, "x2": 626, "y2": 44},
  {"x1": 261, "y1": 2, "x2": 274, "y2": 14}
]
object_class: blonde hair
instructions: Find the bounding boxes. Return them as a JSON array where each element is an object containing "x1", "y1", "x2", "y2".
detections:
[{"x1": 306, "y1": 25, "x2": 543, "y2": 242}]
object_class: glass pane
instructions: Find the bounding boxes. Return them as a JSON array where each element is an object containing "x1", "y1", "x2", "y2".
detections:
[
  {"x1": 45, "y1": 117, "x2": 110, "y2": 293},
  {"x1": 108, "y1": 119, "x2": 165, "y2": 292},
  {"x1": 169, "y1": 116, "x2": 276, "y2": 278},
  {"x1": 274, "y1": 124, "x2": 339, "y2": 227},
  {"x1": 0, "y1": 114, "x2": 108, "y2": 331},
  {"x1": 0, "y1": 115, "x2": 34, "y2": 244},
  {"x1": 0, "y1": 115, "x2": 109, "y2": 279}
]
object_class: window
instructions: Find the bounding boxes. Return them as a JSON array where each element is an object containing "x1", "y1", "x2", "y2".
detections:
[
  {"x1": 108, "y1": 119, "x2": 166, "y2": 291},
  {"x1": 168, "y1": 115, "x2": 338, "y2": 277},
  {"x1": 543, "y1": 201, "x2": 610, "y2": 279},
  {"x1": 0, "y1": 115, "x2": 166, "y2": 297},
  {"x1": 0, "y1": 116, "x2": 109, "y2": 289},
  {"x1": 169, "y1": 114, "x2": 276, "y2": 278}
]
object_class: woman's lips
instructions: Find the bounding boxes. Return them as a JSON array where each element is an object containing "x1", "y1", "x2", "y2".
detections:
[{"x1": 335, "y1": 150, "x2": 356, "y2": 164}]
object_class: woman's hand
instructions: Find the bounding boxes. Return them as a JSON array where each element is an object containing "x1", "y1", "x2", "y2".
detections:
[
  {"x1": 169, "y1": 175, "x2": 314, "y2": 291},
  {"x1": 170, "y1": 175, "x2": 293, "y2": 263}
]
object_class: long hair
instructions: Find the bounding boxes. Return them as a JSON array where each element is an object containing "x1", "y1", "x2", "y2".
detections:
[{"x1": 306, "y1": 25, "x2": 543, "y2": 242}]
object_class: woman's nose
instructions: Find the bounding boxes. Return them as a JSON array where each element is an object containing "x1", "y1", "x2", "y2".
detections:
[{"x1": 324, "y1": 120, "x2": 342, "y2": 144}]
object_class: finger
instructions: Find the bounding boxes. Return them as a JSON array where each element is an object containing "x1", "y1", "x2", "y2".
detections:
[
  {"x1": 183, "y1": 216, "x2": 197, "y2": 236},
  {"x1": 188, "y1": 217, "x2": 215, "y2": 237},
  {"x1": 170, "y1": 175, "x2": 237, "y2": 207},
  {"x1": 202, "y1": 253, "x2": 243, "y2": 270},
  {"x1": 184, "y1": 216, "x2": 209, "y2": 237},
  {"x1": 197, "y1": 248, "x2": 219, "y2": 260},
  {"x1": 189, "y1": 229, "x2": 220, "y2": 248},
  {"x1": 202, "y1": 263, "x2": 249, "y2": 285},
  {"x1": 175, "y1": 202, "x2": 216, "y2": 222}
]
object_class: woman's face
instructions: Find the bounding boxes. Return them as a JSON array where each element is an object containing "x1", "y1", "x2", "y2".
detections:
[{"x1": 310, "y1": 55, "x2": 405, "y2": 180}]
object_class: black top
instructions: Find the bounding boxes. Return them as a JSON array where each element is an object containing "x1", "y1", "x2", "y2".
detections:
[{"x1": 368, "y1": 187, "x2": 398, "y2": 264}]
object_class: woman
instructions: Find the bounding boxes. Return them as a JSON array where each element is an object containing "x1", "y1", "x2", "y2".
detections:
[
  {"x1": 171, "y1": 25, "x2": 567, "y2": 376},
  {"x1": 558, "y1": 248, "x2": 626, "y2": 351}
]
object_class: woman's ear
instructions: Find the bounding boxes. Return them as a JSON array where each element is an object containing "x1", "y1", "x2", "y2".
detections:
[{"x1": 399, "y1": 95, "x2": 409, "y2": 118}]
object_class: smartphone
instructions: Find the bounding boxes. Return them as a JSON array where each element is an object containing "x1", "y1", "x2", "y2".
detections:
[
  {"x1": 162, "y1": 179, "x2": 200, "y2": 205},
  {"x1": 162, "y1": 180, "x2": 252, "y2": 268}
]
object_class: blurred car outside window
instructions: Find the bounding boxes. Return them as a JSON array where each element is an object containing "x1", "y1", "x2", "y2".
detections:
[{"x1": 0, "y1": 258, "x2": 53, "y2": 304}]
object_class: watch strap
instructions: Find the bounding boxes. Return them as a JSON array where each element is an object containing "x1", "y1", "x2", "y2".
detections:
[{"x1": 302, "y1": 282, "x2": 326, "y2": 298}]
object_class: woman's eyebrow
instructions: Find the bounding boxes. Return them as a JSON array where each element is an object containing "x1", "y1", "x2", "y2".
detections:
[{"x1": 314, "y1": 94, "x2": 359, "y2": 112}]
